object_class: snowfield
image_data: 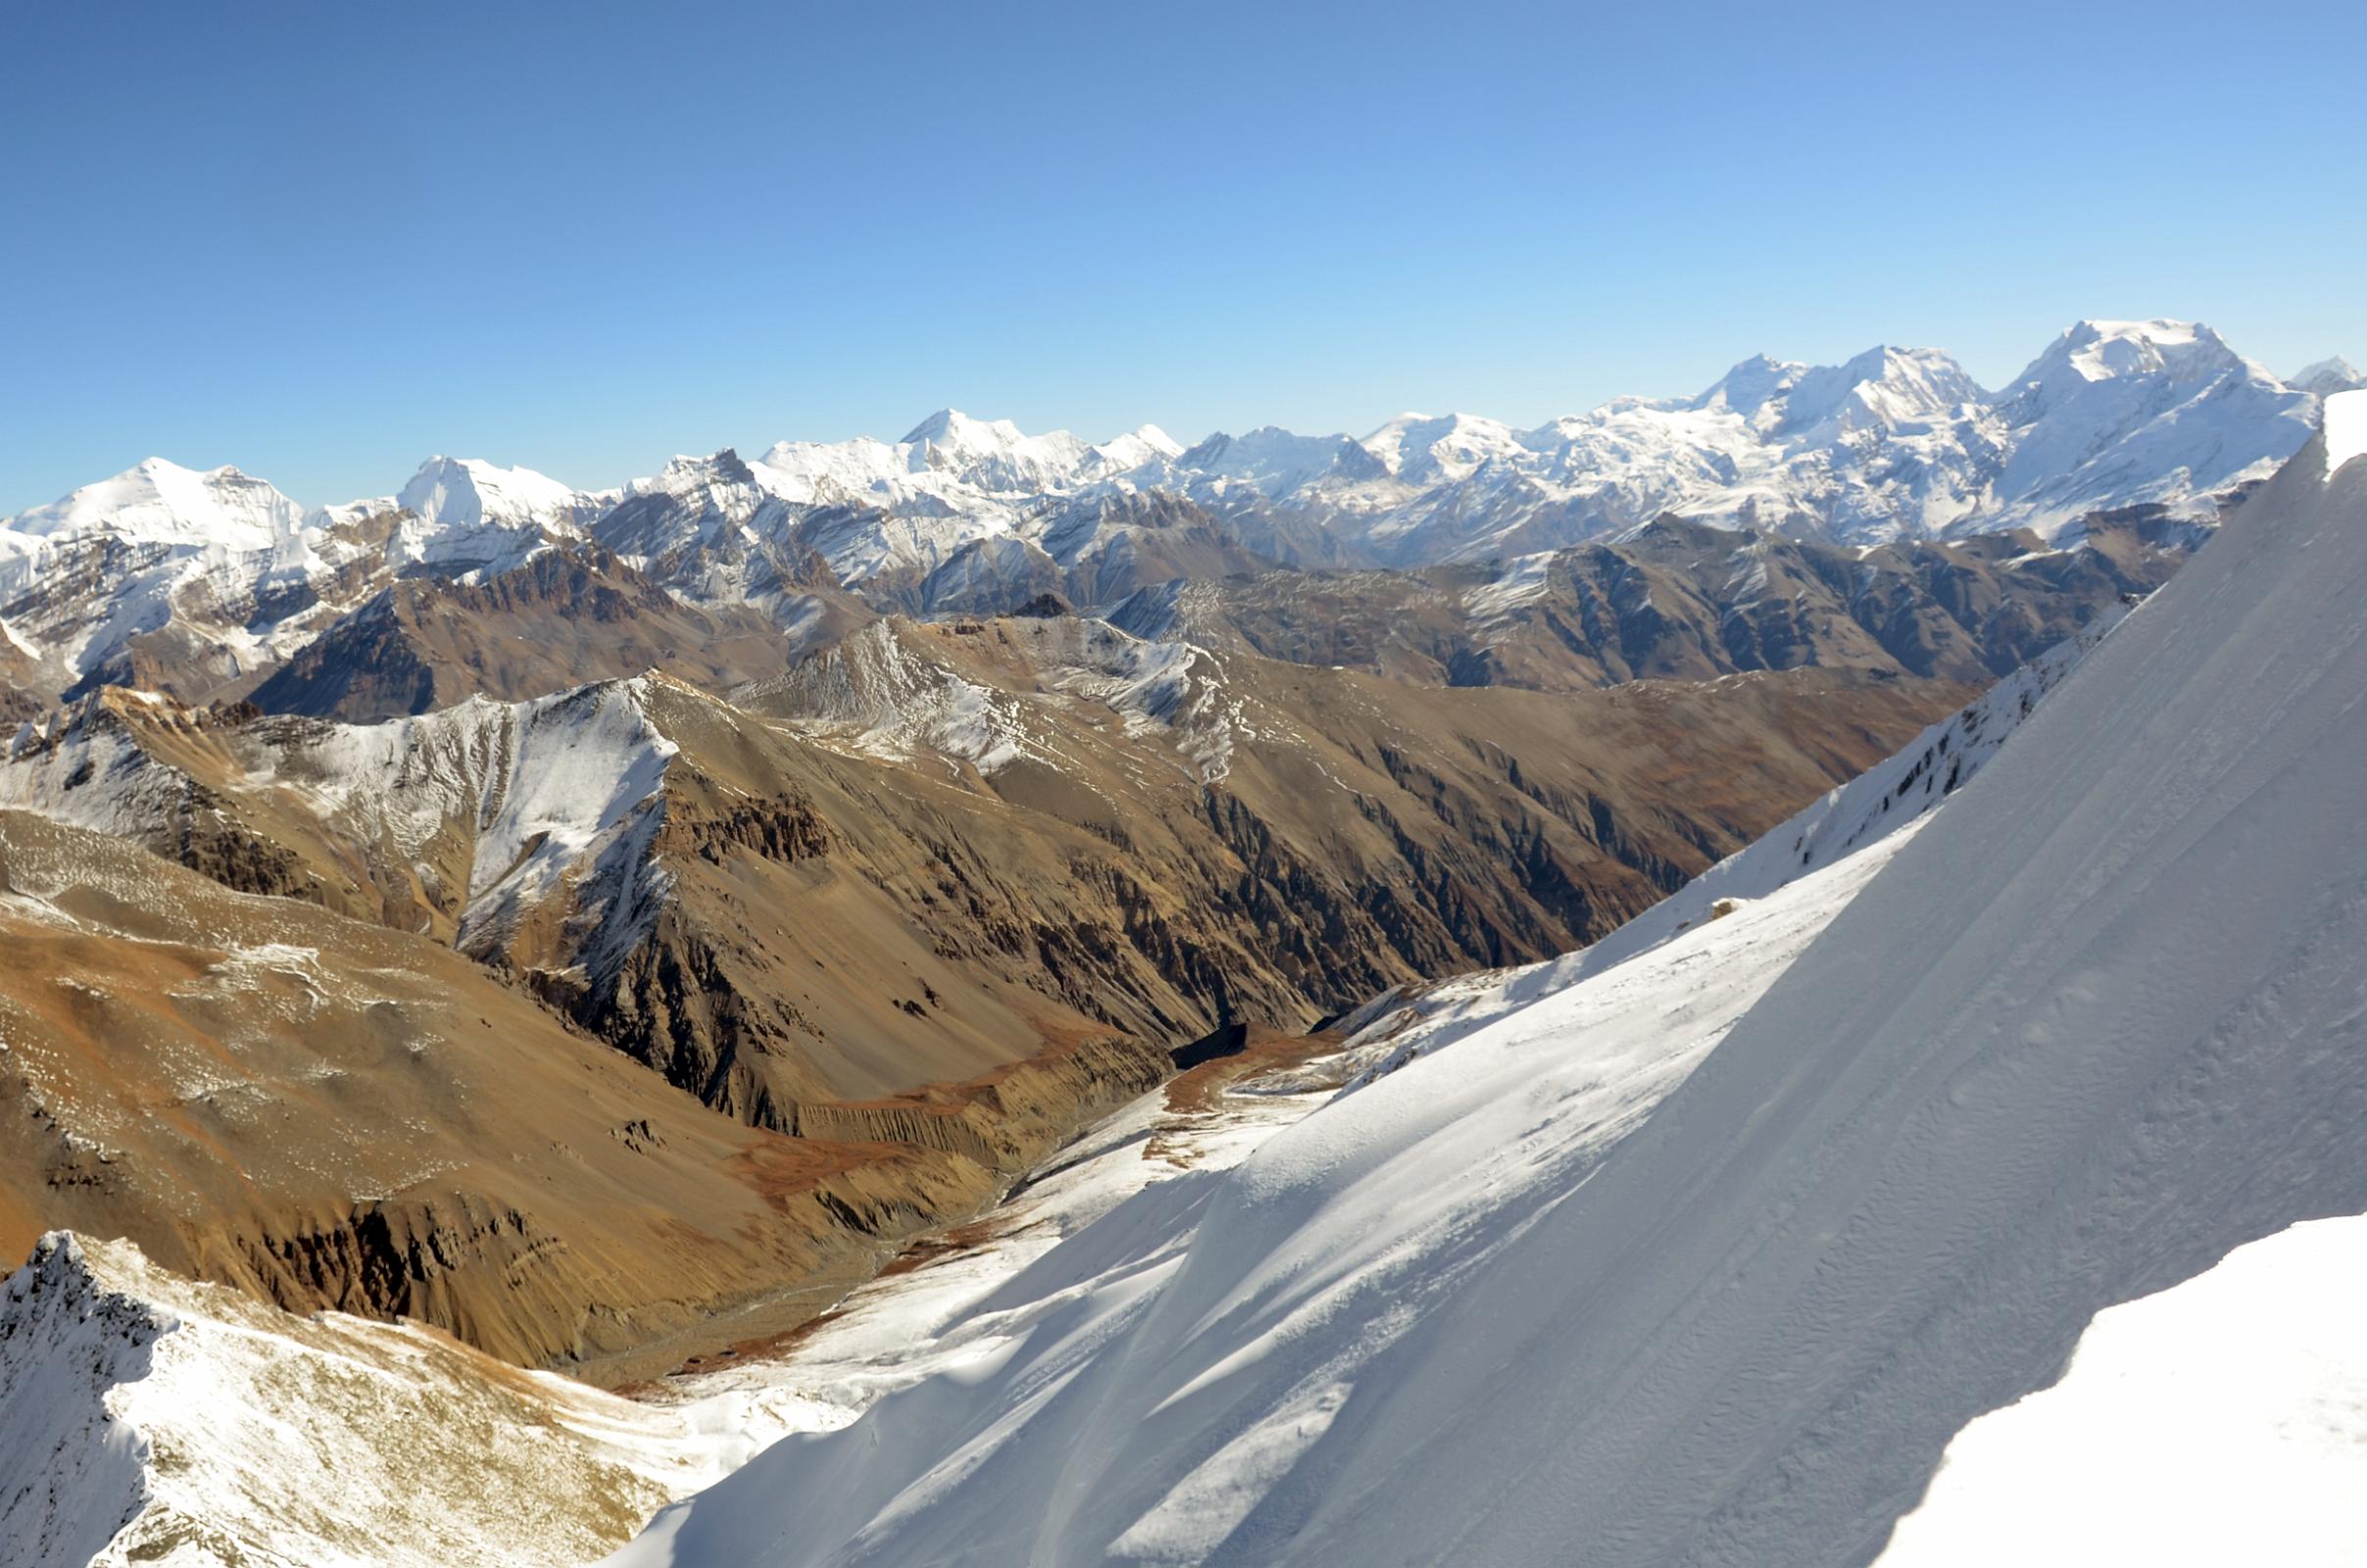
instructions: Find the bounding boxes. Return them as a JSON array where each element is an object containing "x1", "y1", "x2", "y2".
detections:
[
  {"x1": 608, "y1": 401, "x2": 2367, "y2": 1565},
  {"x1": 1880, "y1": 1213, "x2": 2367, "y2": 1566}
]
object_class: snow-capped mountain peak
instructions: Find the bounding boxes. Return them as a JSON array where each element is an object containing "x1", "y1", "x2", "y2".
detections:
[
  {"x1": 898, "y1": 408, "x2": 1092, "y2": 489},
  {"x1": 2015, "y1": 317, "x2": 2250, "y2": 393},
  {"x1": 1175, "y1": 425, "x2": 1364, "y2": 495},
  {"x1": 383, "y1": 454, "x2": 596, "y2": 576},
  {"x1": 1772, "y1": 344, "x2": 1985, "y2": 436},
  {"x1": 1357, "y1": 411, "x2": 1528, "y2": 482},
  {"x1": 396, "y1": 454, "x2": 586, "y2": 532},
  {"x1": 1985, "y1": 318, "x2": 2310, "y2": 538},
  {"x1": 3, "y1": 456, "x2": 306, "y2": 550},
  {"x1": 1689, "y1": 352, "x2": 1807, "y2": 420},
  {"x1": 1085, "y1": 422, "x2": 1186, "y2": 474},
  {"x1": 900, "y1": 406, "x2": 1005, "y2": 451},
  {"x1": 2291, "y1": 354, "x2": 2364, "y2": 397}
]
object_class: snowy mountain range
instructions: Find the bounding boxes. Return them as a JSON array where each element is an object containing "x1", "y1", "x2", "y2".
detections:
[
  {"x1": 10, "y1": 394, "x2": 2355, "y2": 1568},
  {"x1": 0, "y1": 319, "x2": 2336, "y2": 707}
]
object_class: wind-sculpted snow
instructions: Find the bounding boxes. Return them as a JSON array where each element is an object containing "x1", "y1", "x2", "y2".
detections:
[
  {"x1": 607, "y1": 792, "x2": 1922, "y2": 1568},
  {"x1": 609, "y1": 411, "x2": 2367, "y2": 1565}
]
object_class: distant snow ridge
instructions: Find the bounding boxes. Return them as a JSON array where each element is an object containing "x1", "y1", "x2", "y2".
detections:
[
  {"x1": 0, "y1": 451, "x2": 598, "y2": 694},
  {"x1": 609, "y1": 414, "x2": 2367, "y2": 1566},
  {"x1": 546, "y1": 318, "x2": 2324, "y2": 594},
  {"x1": 3, "y1": 318, "x2": 2321, "y2": 674},
  {"x1": 2289, "y1": 355, "x2": 2363, "y2": 398}
]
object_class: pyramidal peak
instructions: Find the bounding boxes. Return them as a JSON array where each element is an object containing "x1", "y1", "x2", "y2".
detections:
[
  {"x1": 900, "y1": 408, "x2": 1029, "y2": 450},
  {"x1": 2292, "y1": 355, "x2": 2364, "y2": 397},
  {"x1": 396, "y1": 455, "x2": 584, "y2": 530}
]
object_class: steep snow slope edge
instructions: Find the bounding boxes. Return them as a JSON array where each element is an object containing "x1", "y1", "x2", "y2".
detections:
[
  {"x1": 1880, "y1": 1212, "x2": 2367, "y2": 1565},
  {"x1": 1331, "y1": 605, "x2": 2121, "y2": 1085}
]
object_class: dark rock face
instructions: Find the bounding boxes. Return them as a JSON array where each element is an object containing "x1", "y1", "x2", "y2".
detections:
[
  {"x1": 249, "y1": 592, "x2": 442, "y2": 717},
  {"x1": 246, "y1": 546, "x2": 825, "y2": 722}
]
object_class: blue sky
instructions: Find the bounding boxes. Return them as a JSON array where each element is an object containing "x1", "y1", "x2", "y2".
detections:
[{"x1": 3, "y1": 0, "x2": 2360, "y2": 512}]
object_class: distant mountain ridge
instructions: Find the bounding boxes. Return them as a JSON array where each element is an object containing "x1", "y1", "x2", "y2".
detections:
[{"x1": 0, "y1": 318, "x2": 2332, "y2": 718}]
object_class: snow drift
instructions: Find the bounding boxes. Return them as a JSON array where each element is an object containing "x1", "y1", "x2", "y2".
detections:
[{"x1": 611, "y1": 399, "x2": 2367, "y2": 1565}]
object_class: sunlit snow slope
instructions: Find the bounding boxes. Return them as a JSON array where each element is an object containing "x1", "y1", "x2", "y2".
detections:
[
  {"x1": 1880, "y1": 1213, "x2": 2367, "y2": 1566},
  {"x1": 612, "y1": 400, "x2": 2367, "y2": 1566}
]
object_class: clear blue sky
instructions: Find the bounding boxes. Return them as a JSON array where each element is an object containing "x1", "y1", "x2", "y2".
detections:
[{"x1": 4, "y1": 0, "x2": 2360, "y2": 512}]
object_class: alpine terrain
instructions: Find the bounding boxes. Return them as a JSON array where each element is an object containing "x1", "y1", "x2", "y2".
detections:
[{"x1": 0, "y1": 340, "x2": 2358, "y2": 1568}]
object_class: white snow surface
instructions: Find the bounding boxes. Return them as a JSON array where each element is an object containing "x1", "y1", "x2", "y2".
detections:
[
  {"x1": 610, "y1": 421, "x2": 2367, "y2": 1563},
  {"x1": 2320, "y1": 386, "x2": 2367, "y2": 477},
  {"x1": 1879, "y1": 1212, "x2": 2367, "y2": 1567},
  {"x1": 610, "y1": 777, "x2": 1931, "y2": 1568},
  {"x1": 1, "y1": 459, "x2": 306, "y2": 553},
  {"x1": 0, "y1": 1233, "x2": 816, "y2": 1568}
]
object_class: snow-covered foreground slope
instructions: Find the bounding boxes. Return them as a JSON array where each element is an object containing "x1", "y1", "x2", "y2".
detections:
[
  {"x1": 612, "y1": 404, "x2": 2367, "y2": 1565},
  {"x1": 0, "y1": 1234, "x2": 816, "y2": 1568},
  {"x1": 1880, "y1": 1213, "x2": 2367, "y2": 1566}
]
